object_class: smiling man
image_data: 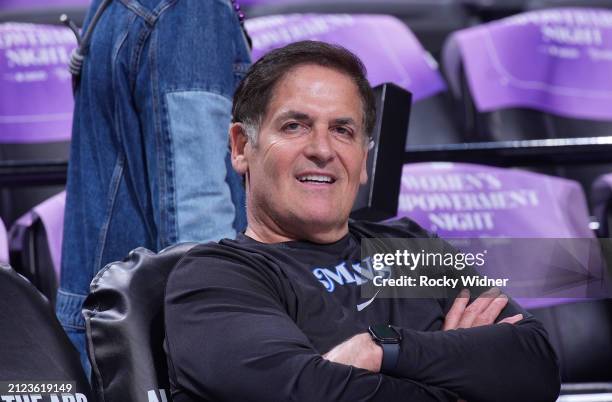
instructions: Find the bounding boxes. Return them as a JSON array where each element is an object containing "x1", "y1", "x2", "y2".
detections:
[{"x1": 164, "y1": 41, "x2": 560, "y2": 402}]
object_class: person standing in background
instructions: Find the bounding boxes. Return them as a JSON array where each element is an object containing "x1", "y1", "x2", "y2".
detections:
[{"x1": 58, "y1": 0, "x2": 250, "y2": 374}]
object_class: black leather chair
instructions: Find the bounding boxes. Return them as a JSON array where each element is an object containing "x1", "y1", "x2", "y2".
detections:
[
  {"x1": 83, "y1": 243, "x2": 196, "y2": 402},
  {"x1": 530, "y1": 299, "x2": 612, "y2": 382},
  {"x1": 0, "y1": 263, "x2": 92, "y2": 398}
]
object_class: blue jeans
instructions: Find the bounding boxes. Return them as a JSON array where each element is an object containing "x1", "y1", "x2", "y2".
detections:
[{"x1": 57, "y1": 0, "x2": 250, "y2": 375}]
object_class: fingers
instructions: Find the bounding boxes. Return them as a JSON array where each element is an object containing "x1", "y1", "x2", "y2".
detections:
[
  {"x1": 443, "y1": 289, "x2": 470, "y2": 331},
  {"x1": 472, "y1": 293, "x2": 509, "y2": 327},
  {"x1": 444, "y1": 287, "x2": 521, "y2": 330},
  {"x1": 457, "y1": 287, "x2": 502, "y2": 328},
  {"x1": 497, "y1": 313, "x2": 523, "y2": 325}
]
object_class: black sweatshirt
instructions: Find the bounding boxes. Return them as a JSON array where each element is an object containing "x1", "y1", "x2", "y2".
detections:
[{"x1": 165, "y1": 218, "x2": 560, "y2": 402}]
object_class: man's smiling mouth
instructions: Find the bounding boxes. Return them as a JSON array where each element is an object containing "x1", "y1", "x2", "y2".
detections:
[{"x1": 296, "y1": 174, "x2": 336, "y2": 184}]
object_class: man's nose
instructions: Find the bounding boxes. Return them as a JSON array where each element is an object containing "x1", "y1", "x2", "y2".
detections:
[{"x1": 304, "y1": 126, "x2": 335, "y2": 164}]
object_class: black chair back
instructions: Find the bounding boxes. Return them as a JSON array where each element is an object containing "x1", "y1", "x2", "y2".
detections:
[
  {"x1": 83, "y1": 243, "x2": 196, "y2": 402},
  {"x1": 0, "y1": 264, "x2": 92, "y2": 399}
]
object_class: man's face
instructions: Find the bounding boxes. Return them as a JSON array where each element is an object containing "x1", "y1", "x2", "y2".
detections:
[{"x1": 232, "y1": 64, "x2": 369, "y2": 243}]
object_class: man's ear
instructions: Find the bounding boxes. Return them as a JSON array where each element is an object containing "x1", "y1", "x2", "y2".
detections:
[
  {"x1": 229, "y1": 123, "x2": 249, "y2": 175},
  {"x1": 360, "y1": 143, "x2": 369, "y2": 185}
]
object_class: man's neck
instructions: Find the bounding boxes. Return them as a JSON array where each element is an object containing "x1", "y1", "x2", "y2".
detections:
[{"x1": 244, "y1": 216, "x2": 349, "y2": 245}]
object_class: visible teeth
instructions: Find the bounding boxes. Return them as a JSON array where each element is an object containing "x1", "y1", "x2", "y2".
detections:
[{"x1": 298, "y1": 175, "x2": 333, "y2": 183}]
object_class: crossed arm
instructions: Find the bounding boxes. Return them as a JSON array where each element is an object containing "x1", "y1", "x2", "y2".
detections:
[
  {"x1": 323, "y1": 288, "x2": 561, "y2": 402},
  {"x1": 324, "y1": 288, "x2": 524, "y2": 372},
  {"x1": 165, "y1": 253, "x2": 560, "y2": 402}
]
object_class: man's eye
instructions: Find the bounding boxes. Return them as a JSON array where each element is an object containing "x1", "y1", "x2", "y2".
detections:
[
  {"x1": 333, "y1": 126, "x2": 353, "y2": 136},
  {"x1": 283, "y1": 122, "x2": 303, "y2": 132}
]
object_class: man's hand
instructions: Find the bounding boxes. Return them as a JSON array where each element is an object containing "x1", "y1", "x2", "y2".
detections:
[
  {"x1": 322, "y1": 333, "x2": 382, "y2": 372},
  {"x1": 444, "y1": 288, "x2": 523, "y2": 330}
]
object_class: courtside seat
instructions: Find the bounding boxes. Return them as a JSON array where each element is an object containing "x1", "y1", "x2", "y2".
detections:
[
  {"x1": 8, "y1": 191, "x2": 65, "y2": 306},
  {"x1": 443, "y1": 8, "x2": 612, "y2": 143},
  {"x1": 397, "y1": 161, "x2": 612, "y2": 382},
  {"x1": 83, "y1": 243, "x2": 197, "y2": 402},
  {"x1": 0, "y1": 263, "x2": 92, "y2": 397},
  {"x1": 442, "y1": 7, "x2": 612, "y2": 203},
  {"x1": 244, "y1": 0, "x2": 470, "y2": 56}
]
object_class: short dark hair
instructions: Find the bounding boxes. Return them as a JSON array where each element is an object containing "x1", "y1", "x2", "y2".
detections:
[{"x1": 232, "y1": 40, "x2": 376, "y2": 141}]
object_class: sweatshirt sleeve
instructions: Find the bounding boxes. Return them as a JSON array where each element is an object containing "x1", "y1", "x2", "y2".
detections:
[
  {"x1": 164, "y1": 249, "x2": 457, "y2": 402},
  {"x1": 394, "y1": 297, "x2": 561, "y2": 402}
]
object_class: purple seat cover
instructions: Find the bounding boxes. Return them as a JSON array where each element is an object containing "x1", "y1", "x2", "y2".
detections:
[
  {"x1": 0, "y1": 218, "x2": 8, "y2": 264},
  {"x1": 398, "y1": 162, "x2": 593, "y2": 238},
  {"x1": 397, "y1": 162, "x2": 597, "y2": 309},
  {"x1": 0, "y1": 0, "x2": 90, "y2": 11},
  {"x1": 443, "y1": 8, "x2": 612, "y2": 121},
  {"x1": 246, "y1": 14, "x2": 446, "y2": 102},
  {"x1": 0, "y1": 23, "x2": 76, "y2": 143}
]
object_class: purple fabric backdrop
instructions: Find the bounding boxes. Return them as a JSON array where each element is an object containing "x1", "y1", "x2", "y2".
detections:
[
  {"x1": 0, "y1": 23, "x2": 76, "y2": 143},
  {"x1": 0, "y1": 218, "x2": 8, "y2": 264},
  {"x1": 444, "y1": 8, "x2": 612, "y2": 121},
  {"x1": 246, "y1": 14, "x2": 446, "y2": 102}
]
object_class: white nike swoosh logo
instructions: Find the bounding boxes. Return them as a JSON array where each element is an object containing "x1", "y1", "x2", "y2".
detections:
[{"x1": 356, "y1": 290, "x2": 380, "y2": 311}]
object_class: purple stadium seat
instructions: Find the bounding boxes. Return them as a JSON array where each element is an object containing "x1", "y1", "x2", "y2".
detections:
[
  {"x1": 0, "y1": 0, "x2": 91, "y2": 25},
  {"x1": 248, "y1": 14, "x2": 446, "y2": 102},
  {"x1": 8, "y1": 191, "x2": 65, "y2": 305},
  {"x1": 0, "y1": 218, "x2": 8, "y2": 264},
  {"x1": 0, "y1": 0, "x2": 89, "y2": 11},
  {"x1": 0, "y1": 23, "x2": 76, "y2": 144},
  {"x1": 398, "y1": 162, "x2": 594, "y2": 238},
  {"x1": 443, "y1": 7, "x2": 612, "y2": 142},
  {"x1": 0, "y1": 23, "x2": 73, "y2": 225},
  {"x1": 243, "y1": 0, "x2": 470, "y2": 57},
  {"x1": 397, "y1": 162, "x2": 612, "y2": 382},
  {"x1": 445, "y1": 7, "x2": 612, "y2": 124},
  {"x1": 247, "y1": 13, "x2": 462, "y2": 147},
  {"x1": 396, "y1": 162, "x2": 602, "y2": 308}
]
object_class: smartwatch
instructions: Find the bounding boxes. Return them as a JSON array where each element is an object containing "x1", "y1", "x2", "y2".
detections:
[{"x1": 368, "y1": 324, "x2": 402, "y2": 375}]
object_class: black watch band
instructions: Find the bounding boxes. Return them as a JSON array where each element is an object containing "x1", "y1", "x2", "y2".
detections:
[
  {"x1": 380, "y1": 342, "x2": 400, "y2": 374},
  {"x1": 368, "y1": 324, "x2": 402, "y2": 375}
]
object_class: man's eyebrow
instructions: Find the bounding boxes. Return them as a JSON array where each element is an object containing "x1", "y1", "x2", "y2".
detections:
[
  {"x1": 274, "y1": 111, "x2": 312, "y2": 123},
  {"x1": 331, "y1": 117, "x2": 357, "y2": 126}
]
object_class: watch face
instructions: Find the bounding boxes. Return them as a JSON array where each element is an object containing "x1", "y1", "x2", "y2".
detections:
[{"x1": 370, "y1": 324, "x2": 401, "y2": 342}]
